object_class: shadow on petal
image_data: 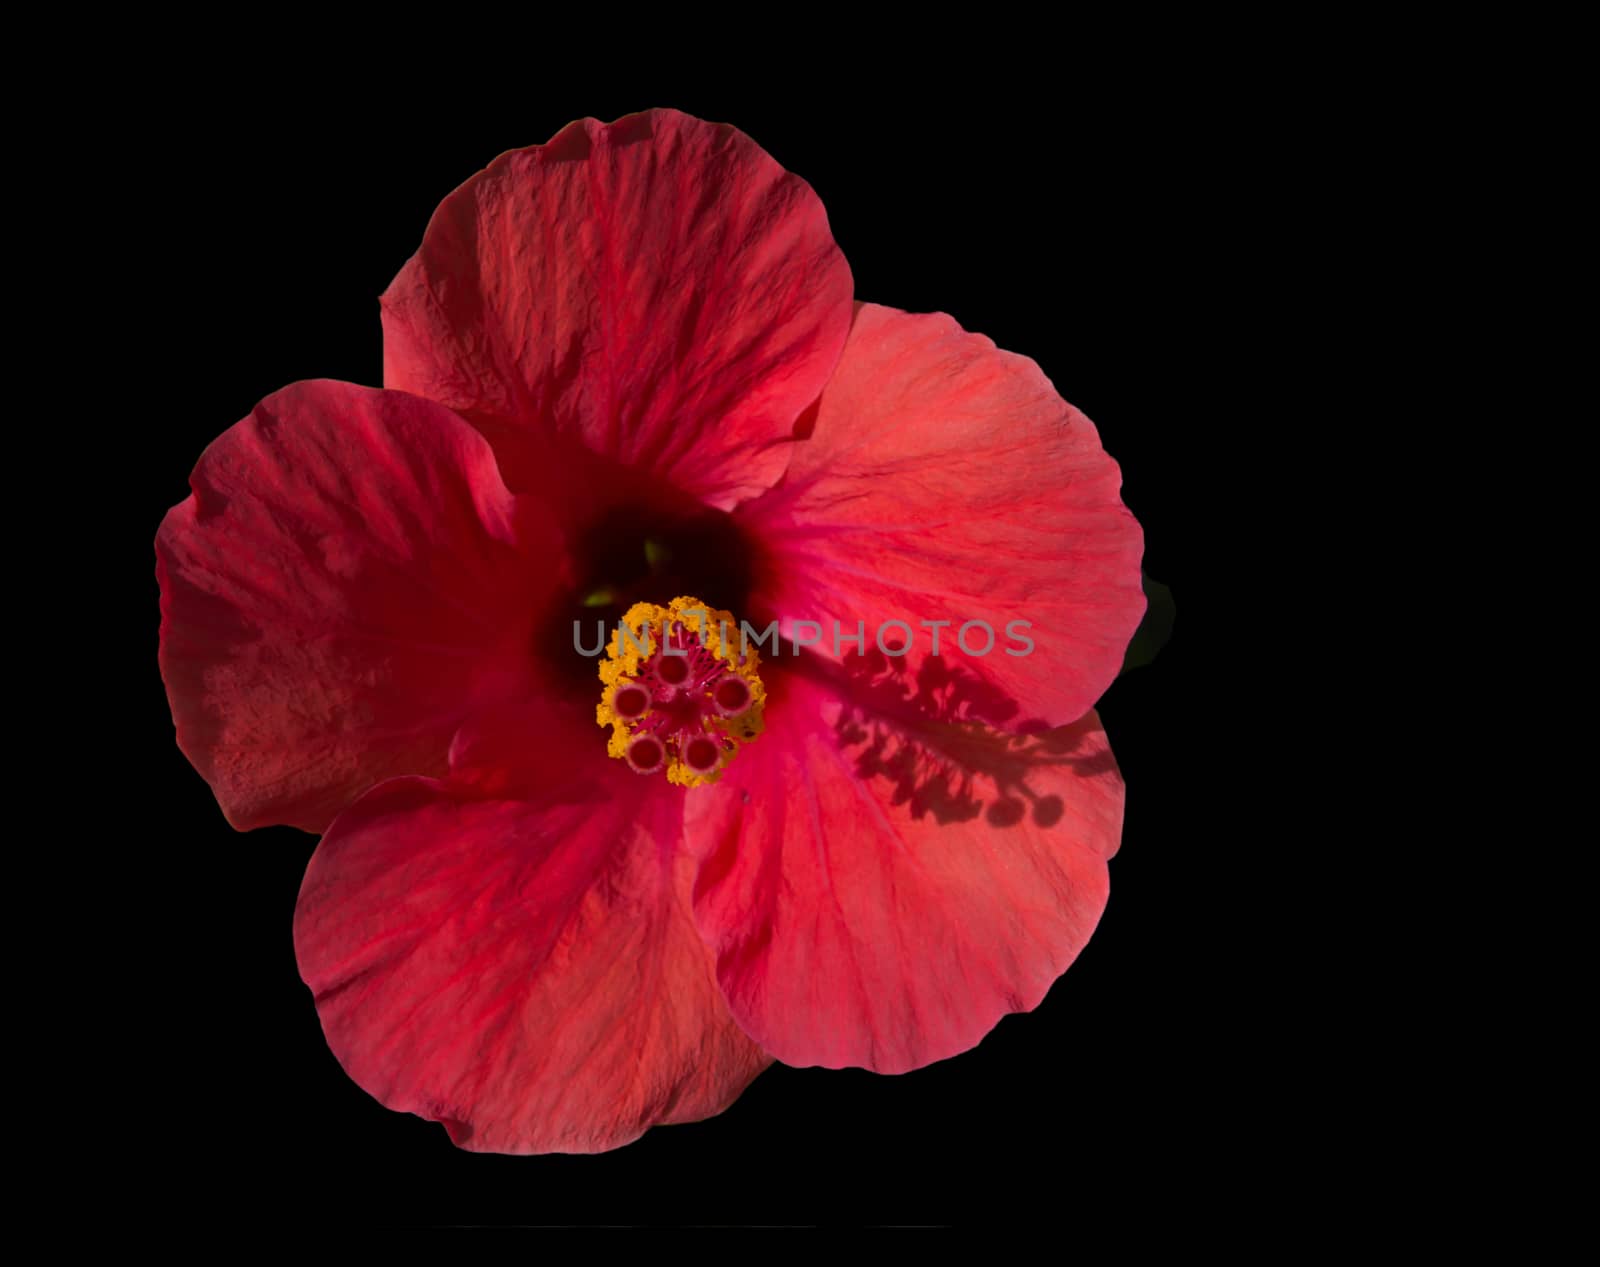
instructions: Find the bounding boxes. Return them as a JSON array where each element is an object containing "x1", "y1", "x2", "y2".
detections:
[{"x1": 789, "y1": 645, "x2": 1117, "y2": 830}]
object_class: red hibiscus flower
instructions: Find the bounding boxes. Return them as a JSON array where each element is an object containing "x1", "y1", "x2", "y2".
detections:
[{"x1": 156, "y1": 108, "x2": 1145, "y2": 1154}]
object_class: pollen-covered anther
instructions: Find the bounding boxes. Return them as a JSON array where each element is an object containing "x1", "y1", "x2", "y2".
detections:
[{"x1": 596, "y1": 596, "x2": 767, "y2": 788}]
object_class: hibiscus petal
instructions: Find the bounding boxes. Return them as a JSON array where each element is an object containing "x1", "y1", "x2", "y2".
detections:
[
  {"x1": 157, "y1": 380, "x2": 559, "y2": 833},
  {"x1": 687, "y1": 668, "x2": 1123, "y2": 1073},
  {"x1": 739, "y1": 303, "x2": 1145, "y2": 731},
  {"x1": 295, "y1": 773, "x2": 772, "y2": 1154},
  {"x1": 380, "y1": 108, "x2": 853, "y2": 507}
]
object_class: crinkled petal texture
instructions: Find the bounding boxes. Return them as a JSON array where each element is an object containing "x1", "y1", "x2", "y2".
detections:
[
  {"x1": 688, "y1": 669, "x2": 1124, "y2": 1074},
  {"x1": 381, "y1": 108, "x2": 854, "y2": 507},
  {"x1": 295, "y1": 772, "x2": 771, "y2": 1154},
  {"x1": 157, "y1": 380, "x2": 559, "y2": 833},
  {"x1": 739, "y1": 303, "x2": 1145, "y2": 731}
]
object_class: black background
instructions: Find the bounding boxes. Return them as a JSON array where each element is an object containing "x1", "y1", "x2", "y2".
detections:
[{"x1": 111, "y1": 82, "x2": 1252, "y2": 1228}]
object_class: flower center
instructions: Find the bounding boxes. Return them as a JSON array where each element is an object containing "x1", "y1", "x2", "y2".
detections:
[{"x1": 596, "y1": 596, "x2": 767, "y2": 786}]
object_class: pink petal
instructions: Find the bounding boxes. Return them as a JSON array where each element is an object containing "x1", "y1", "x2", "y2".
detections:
[
  {"x1": 739, "y1": 303, "x2": 1145, "y2": 731},
  {"x1": 295, "y1": 771, "x2": 772, "y2": 1154},
  {"x1": 687, "y1": 667, "x2": 1123, "y2": 1073},
  {"x1": 381, "y1": 108, "x2": 853, "y2": 508},
  {"x1": 157, "y1": 380, "x2": 559, "y2": 832}
]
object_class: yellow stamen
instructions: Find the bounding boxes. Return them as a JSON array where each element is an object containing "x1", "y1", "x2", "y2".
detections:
[{"x1": 595, "y1": 596, "x2": 767, "y2": 787}]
